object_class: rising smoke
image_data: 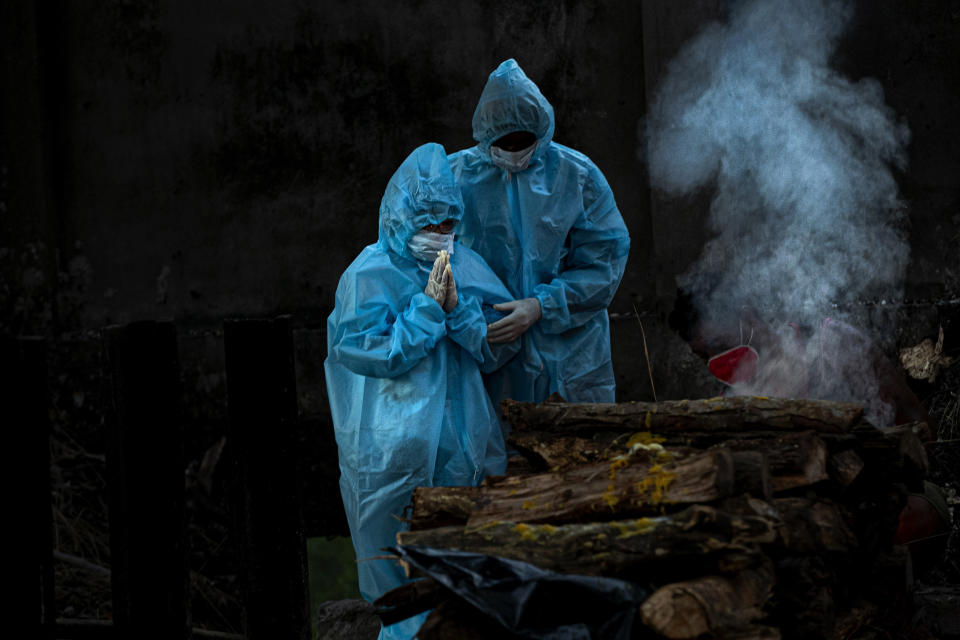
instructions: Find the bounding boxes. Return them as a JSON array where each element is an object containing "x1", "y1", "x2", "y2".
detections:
[
  {"x1": 645, "y1": 0, "x2": 910, "y2": 326},
  {"x1": 645, "y1": 0, "x2": 913, "y2": 426}
]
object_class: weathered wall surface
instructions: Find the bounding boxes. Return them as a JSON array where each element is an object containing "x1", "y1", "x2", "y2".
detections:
[
  {"x1": 3, "y1": 0, "x2": 650, "y2": 333},
  {"x1": 3, "y1": 1, "x2": 959, "y2": 535},
  {"x1": 840, "y1": 0, "x2": 960, "y2": 300}
]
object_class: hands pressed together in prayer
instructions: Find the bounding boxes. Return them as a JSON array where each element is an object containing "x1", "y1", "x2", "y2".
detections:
[
  {"x1": 423, "y1": 250, "x2": 458, "y2": 312},
  {"x1": 423, "y1": 249, "x2": 540, "y2": 341}
]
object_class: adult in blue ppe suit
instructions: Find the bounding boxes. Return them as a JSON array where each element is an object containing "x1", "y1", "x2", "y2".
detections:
[
  {"x1": 325, "y1": 142, "x2": 519, "y2": 640},
  {"x1": 449, "y1": 59, "x2": 631, "y2": 415}
]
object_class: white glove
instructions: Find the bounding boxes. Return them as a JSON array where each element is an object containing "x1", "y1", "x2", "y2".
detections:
[
  {"x1": 487, "y1": 298, "x2": 541, "y2": 343},
  {"x1": 424, "y1": 251, "x2": 448, "y2": 306},
  {"x1": 443, "y1": 263, "x2": 458, "y2": 313}
]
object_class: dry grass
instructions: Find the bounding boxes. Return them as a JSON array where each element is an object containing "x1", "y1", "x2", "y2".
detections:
[
  {"x1": 46, "y1": 427, "x2": 243, "y2": 631},
  {"x1": 48, "y1": 433, "x2": 112, "y2": 620},
  {"x1": 923, "y1": 344, "x2": 959, "y2": 441}
]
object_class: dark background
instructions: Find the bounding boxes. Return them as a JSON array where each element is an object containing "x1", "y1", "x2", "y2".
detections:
[{"x1": 4, "y1": 0, "x2": 959, "y2": 535}]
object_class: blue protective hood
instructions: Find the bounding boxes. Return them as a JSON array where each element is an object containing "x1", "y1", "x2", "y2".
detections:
[
  {"x1": 378, "y1": 142, "x2": 464, "y2": 257},
  {"x1": 471, "y1": 59, "x2": 555, "y2": 155}
]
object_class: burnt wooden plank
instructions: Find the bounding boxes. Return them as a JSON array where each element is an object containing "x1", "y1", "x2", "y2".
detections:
[
  {"x1": 103, "y1": 321, "x2": 188, "y2": 639},
  {"x1": 224, "y1": 317, "x2": 309, "y2": 640},
  {"x1": 3, "y1": 337, "x2": 55, "y2": 632},
  {"x1": 26, "y1": 338, "x2": 55, "y2": 627}
]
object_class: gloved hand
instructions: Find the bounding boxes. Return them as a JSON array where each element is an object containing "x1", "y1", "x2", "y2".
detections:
[
  {"x1": 442, "y1": 262, "x2": 458, "y2": 313},
  {"x1": 424, "y1": 250, "x2": 448, "y2": 306},
  {"x1": 487, "y1": 298, "x2": 541, "y2": 343}
]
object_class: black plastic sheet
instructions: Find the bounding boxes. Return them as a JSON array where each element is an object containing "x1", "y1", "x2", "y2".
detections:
[{"x1": 388, "y1": 545, "x2": 648, "y2": 640}]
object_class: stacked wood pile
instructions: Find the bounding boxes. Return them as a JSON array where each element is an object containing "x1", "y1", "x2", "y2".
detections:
[{"x1": 376, "y1": 396, "x2": 930, "y2": 639}]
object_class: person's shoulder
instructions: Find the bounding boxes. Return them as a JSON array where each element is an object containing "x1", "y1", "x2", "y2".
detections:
[
  {"x1": 341, "y1": 244, "x2": 382, "y2": 272},
  {"x1": 547, "y1": 142, "x2": 610, "y2": 186},
  {"x1": 448, "y1": 145, "x2": 486, "y2": 170},
  {"x1": 449, "y1": 146, "x2": 501, "y2": 188},
  {"x1": 550, "y1": 142, "x2": 601, "y2": 171},
  {"x1": 339, "y1": 245, "x2": 411, "y2": 288}
]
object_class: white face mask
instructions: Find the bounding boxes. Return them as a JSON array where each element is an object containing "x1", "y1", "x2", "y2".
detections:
[
  {"x1": 489, "y1": 141, "x2": 538, "y2": 173},
  {"x1": 407, "y1": 230, "x2": 454, "y2": 262}
]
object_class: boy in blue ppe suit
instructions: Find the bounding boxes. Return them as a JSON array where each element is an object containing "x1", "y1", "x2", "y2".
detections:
[
  {"x1": 449, "y1": 59, "x2": 631, "y2": 415},
  {"x1": 325, "y1": 142, "x2": 519, "y2": 640}
]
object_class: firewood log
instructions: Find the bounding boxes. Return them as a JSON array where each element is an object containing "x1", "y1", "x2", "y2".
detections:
[
  {"x1": 509, "y1": 431, "x2": 773, "y2": 498},
  {"x1": 502, "y1": 396, "x2": 863, "y2": 435},
  {"x1": 408, "y1": 485, "x2": 481, "y2": 531},
  {"x1": 373, "y1": 577, "x2": 449, "y2": 626},
  {"x1": 415, "y1": 599, "x2": 525, "y2": 640},
  {"x1": 397, "y1": 505, "x2": 777, "y2": 579},
  {"x1": 769, "y1": 497, "x2": 858, "y2": 553},
  {"x1": 721, "y1": 496, "x2": 857, "y2": 554},
  {"x1": 827, "y1": 449, "x2": 865, "y2": 488},
  {"x1": 409, "y1": 449, "x2": 734, "y2": 529},
  {"x1": 467, "y1": 448, "x2": 735, "y2": 526},
  {"x1": 506, "y1": 431, "x2": 823, "y2": 500},
  {"x1": 639, "y1": 561, "x2": 775, "y2": 639},
  {"x1": 711, "y1": 431, "x2": 828, "y2": 493},
  {"x1": 730, "y1": 450, "x2": 773, "y2": 499},
  {"x1": 508, "y1": 430, "x2": 606, "y2": 471}
]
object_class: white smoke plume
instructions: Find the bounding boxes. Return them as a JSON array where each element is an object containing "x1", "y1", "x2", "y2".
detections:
[
  {"x1": 645, "y1": 0, "x2": 914, "y2": 426},
  {"x1": 645, "y1": 0, "x2": 910, "y2": 326}
]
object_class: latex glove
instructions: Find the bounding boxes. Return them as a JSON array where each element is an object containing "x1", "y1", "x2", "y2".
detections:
[
  {"x1": 424, "y1": 250, "x2": 448, "y2": 305},
  {"x1": 442, "y1": 263, "x2": 458, "y2": 313},
  {"x1": 487, "y1": 298, "x2": 541, "y2": 343}
]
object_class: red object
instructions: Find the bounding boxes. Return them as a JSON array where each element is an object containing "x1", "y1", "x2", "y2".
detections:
[
  {"x1": 895, "y1": 494, "x2": 949, "y2": 545},
  {"x1": 708, "y1": 345, "x2": 760, "y2": 385}
]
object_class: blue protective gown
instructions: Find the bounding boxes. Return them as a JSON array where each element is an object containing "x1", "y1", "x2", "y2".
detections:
[
  {"x1": 325, "y1": 143, "x2": 519, "y2": 640},
  {"x1": 449, "y1": 59, "x2": 631, "y2": 410}
]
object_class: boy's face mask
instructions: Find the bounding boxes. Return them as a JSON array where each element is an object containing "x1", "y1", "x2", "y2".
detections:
[{"x1": 407, "y1": 230, "x2": 454, "y2": 263}]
